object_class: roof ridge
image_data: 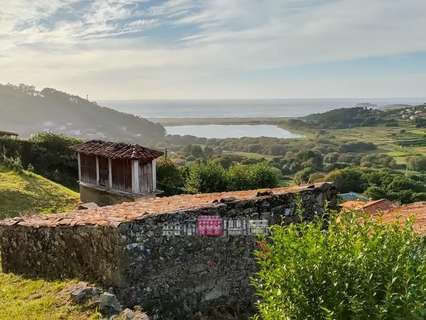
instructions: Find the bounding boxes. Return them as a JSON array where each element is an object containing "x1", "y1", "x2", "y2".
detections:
[{"x1": 71, "y1": 140, "x2": 164, "y2": 161}]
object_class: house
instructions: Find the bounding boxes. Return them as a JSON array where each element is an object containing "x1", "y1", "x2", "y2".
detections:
[
  {"x1": 362, "y1": 199, "x2": 395, "y2": 214},
  {"x1": 71, "y1": 140, "x2": 163, "y2": 206},
  {"x1": 341, "y1": 199, "x2": 396, "y2": 215},
  {"x1": 381, "y1": 202, "x2": 426, "y2": 234},
  {"x1": 0, "y1": 130, "x2": 18, "y2": 139}
]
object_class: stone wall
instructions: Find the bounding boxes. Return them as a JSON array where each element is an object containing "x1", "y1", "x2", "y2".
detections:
[
  {"x1": 0, "y1": 183, "x2": 335, "y2": 319},
  {"x1": 0, "y1": 224, "x2": 122, "y2": 287},
  {"x1": 80, "y1": 184, "x2": 137, "y2": 206},
  {"x1": 115, "y1": 186, "x2": 333, "y2": 319}
]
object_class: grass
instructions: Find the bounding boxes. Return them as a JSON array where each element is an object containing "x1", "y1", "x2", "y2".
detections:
[
  {"x1": 0, "y1": 165, "x2": 79, "y2": 219},
  {"x1": 0, "y1": 166, "x2": 96, "y2": 319},
  {"x1": 0, "y1": 269, "x2": 101, "y2": 320},
  {"x1": 279, "y1": 122, "x2": 426, "y2": 163}
]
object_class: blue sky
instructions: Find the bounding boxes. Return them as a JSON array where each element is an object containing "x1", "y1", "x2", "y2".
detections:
[{"x1": 1, "y1": 0, "x2": 426, "y2": 99}]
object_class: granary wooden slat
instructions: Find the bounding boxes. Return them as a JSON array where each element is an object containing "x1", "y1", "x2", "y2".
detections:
[{"x1": 71, "y1": 140, "x2": 164, "y2": 206}]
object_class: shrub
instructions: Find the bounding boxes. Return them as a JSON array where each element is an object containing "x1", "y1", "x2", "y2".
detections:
[
  {"x1": 1, "y1": 155, "x2": 24, "y2": 172},
  {"x1": 227, "y1": 164, "x2": 252, "y2": 191},
  {"x1": 0, "y1": 132, "x2": 80, "y2": 189},
  {"x1": 293, "y1": 167, "x2": 315, "y2": 185},
  {"x1": 324, "y1": 168, "x2": 367, "y2": 193},
  {"x1": 340, "y1": 142, "x2": 377, "y2": 153},
  {"x1": 185, "y1": 161, "x2": 227, "y2": 193},
  {"x1": 254, "y1": 212, "x2": 426, "y2": 320},
  {"x1": 227, "y1": 163, "x2": 279, "y2": 191},
  {"x1": 248, "y1": 163, "x2": 279, "y2": 189},
  {"x1": 408, "y1": 156, "x2": 426, "y2": 172},
  {"x1": 156, "y1": 160, "x2": 185, "y2": 196}
]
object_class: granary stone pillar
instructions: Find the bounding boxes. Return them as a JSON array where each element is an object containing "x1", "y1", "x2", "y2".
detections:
[{"x1": 132, "y1": 160, "x2": 140, "y2": 194}]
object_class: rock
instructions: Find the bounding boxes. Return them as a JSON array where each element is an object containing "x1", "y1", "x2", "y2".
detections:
[
  {"x1": 64, "y1": 282, "x2": 100, "y2": 304},
  {"x1": 121, "y1": 308, "x2": 134, "y2": 320},
  {"x1": 78, "y1": 202, "x2": 99, "y2": 210},
  {"x1": 219, "y1": 196, "x2": 237, "y2": 203},
  {"x1": 117, "y1": 307, "x2": 150, "y2": 320},
  {"x1": 100, "y1": 292, "x2": 122, "y2": 315},
  {"x1": 256, "y1": 190, "x2": 273, "y2": 197}
]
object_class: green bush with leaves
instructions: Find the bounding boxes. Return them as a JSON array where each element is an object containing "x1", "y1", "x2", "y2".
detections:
[
  {"x1": 0, "y1": 132, "x2": 80, "y2": 189},
  {"x1": 253, "y1": 212, "x2": 426, "y2": 320},
  {"x1": 185, "y1": 161, "x2": 227, "y2": 194},
  {"x1": 248, "y1": 163, "x2": 280, "y2": 189},
  {"x1": 156, "y1": 159, "x2": 185, "y2": 196},
  {"x1": 324, "y1": 168, "x2": 367, "y2": 193}
]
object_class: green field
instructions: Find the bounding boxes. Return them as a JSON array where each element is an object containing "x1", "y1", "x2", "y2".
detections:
[
  {"x1": 279, "y1": 121, "x2": 426, "y2": 164},
  {"x1": 0, "y1": 166, "x2": 79, "y2": 219},
  {"x1": 323, "y1": 126, "x2": 426, "y2": 163}
]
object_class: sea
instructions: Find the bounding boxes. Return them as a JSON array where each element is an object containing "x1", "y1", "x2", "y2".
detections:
[{"x1": 100, "y1": 98, "x2": 426, "y2": 119}]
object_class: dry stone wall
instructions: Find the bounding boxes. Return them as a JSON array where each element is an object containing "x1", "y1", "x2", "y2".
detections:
[{"x1": 0, "y1": 183, "x2": 335, "y2": 319}]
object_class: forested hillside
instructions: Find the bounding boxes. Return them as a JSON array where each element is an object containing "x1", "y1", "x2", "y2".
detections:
[{"x1": 0, "y1": 84, "x2": 165, "y2": 144}]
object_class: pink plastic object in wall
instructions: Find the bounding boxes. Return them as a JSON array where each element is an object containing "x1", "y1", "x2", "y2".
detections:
[{"x1": 197, "y1": 216, "x2": 224, "y2": 237}]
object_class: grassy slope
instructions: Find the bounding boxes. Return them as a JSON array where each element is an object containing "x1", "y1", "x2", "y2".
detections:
[
  {"x1": 0, "y1": 166, "x2": 79, "y2": 219},
  {"x1": 0, "y1": 271, "x2": 100, "y2": 320},
  {"x1": 0, "y1": 167, "x2": 100, "y2": 319}
]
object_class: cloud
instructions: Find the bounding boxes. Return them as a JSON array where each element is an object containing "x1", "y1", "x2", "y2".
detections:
[{"x1": 0, "y1": 0, "x2": 425, "y2": 98}]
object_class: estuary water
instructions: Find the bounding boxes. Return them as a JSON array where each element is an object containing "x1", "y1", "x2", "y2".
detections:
[
  {"x1": 165, "y1": 124, "x2": 302, "y2": 139},
  {"x1": 100, "y1": 98, "x2": 425, "y2": 138}
]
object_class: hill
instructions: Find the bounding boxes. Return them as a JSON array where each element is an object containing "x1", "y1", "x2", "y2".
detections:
[
  {"x1": 0, "y1": 84, "x2": 165, "y2": 144},
  {"x1": 283, "y1": 105, "x2": 426, "y2": 130},
  {"x1": 300, "y1": 107, "x2": 383, "y2": 129},
  {"x1": 0, "y1": 166, "x2": 79, "y2": 219}
]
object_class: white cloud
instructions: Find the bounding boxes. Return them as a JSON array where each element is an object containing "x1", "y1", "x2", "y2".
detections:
[{"x1": 0, "y1": 0, "x2": 425, "y2": 98}]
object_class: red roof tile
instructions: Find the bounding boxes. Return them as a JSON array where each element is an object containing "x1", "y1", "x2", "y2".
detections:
[
  {"x1": 380, "y1": 202, "x2": 426, "y2": 234},
  {"x1": 0, "y1": 183, "x2": 330, "y2": 228},
  {"x1": 71, "y1": 140, "x2": 164, "y2": 161}
]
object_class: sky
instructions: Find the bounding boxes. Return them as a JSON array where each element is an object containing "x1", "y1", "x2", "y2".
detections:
[{"x1": 1, "y1": 0, "x2": 426, "y2": 100}]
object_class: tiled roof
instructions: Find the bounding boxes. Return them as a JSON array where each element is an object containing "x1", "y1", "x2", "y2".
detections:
[
  {"x1": 0, "y1": 130, "x2": 18, "y2": 136},
  {"x1": 0, "y1": 183, "x2": 330, "y2": 228},
  {"x1": 341, "y1": 200, "x2": 366, "y2": 210},
  {"x1": 342, "y1": 199, "x2": 395, "y2": 211},
  {"x1": 71, "y1": 140, "x2": 164, "y2": 161},
  {"x1": 363, "y1": 199, "x2": 392, "y2": 209},
  {"x1": 380, "y1": 202, "x2": 426, "y2": 234}
]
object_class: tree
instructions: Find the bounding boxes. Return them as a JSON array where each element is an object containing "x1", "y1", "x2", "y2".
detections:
[
  {"x1": 360, "y1": 154, "x2": 396, "y2": 169},
  {"x1": 156, "y1": 160, "x2": 185, "y2": 196},
  {"x1": 324, "y1": 168, "x2": 367, "y2": 193},
  {"x1": 415, "y1": 117, "x2": 426, "y2": 128},
  {"x1": 407, "y1": 156, "x2": 426, "y2": 172},
  {"x1": 227, "y1": 164, "x2": 252, "y2": 191},
  {"x1": 340, "y1": 142, "x2": 377, "y2": 153},
  {"x1": 294, "y1": 167, "x2": 315, "y2": 185},
  {"x1": 191, "y1": 145, "x2": 204, "y2": 158},
  {"x1": 269, "y1": 144, "x2": 286, "y2": 156},
  {"x1": 185, "y1": 161, "x2": 227, "y2": 193},
  {"x1": 248, "y1": 163, "x2": 279, "y2": 189}
]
